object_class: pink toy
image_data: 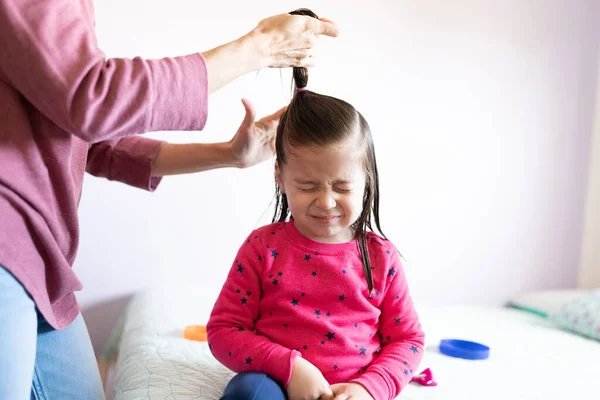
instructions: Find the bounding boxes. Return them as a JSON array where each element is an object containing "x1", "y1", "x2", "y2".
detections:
[{"x1": 410, "y1": 368, "x2": 438, "y2": 387}]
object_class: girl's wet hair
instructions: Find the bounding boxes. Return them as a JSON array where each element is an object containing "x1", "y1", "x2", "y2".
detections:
[{"x1": 272, "y1": 8, "x2": 386, "y2": 292}]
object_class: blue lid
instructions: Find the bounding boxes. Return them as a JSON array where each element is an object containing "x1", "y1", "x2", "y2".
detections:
[{"x1": 439, "y1": 339, "x2": 490, "y2": 360}]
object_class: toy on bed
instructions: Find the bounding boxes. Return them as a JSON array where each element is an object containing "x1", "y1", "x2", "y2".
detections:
[
  {"x1": 184, "y1": 325, "x2": 208, "y2": 341},
  {"x1": 410, "y1": 368, "x2": 437, "y2": 387}
]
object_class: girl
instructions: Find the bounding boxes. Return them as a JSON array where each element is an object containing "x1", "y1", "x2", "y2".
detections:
[{"x1": 207, "y1": 10, "x2": 424, "y2": 400}]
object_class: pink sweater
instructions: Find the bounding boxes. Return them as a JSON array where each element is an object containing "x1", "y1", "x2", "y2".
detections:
[
  {"x1": 207, "y1": 221, "x2": 425, "y2": 400},
  {"x1": 0, "y1": 0, "x2": 208, "y2": 329}
]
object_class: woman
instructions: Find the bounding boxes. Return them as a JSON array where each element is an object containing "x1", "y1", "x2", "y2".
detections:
[{"x1": 0, "y1": 0, "x2": 339, "y2": 398}]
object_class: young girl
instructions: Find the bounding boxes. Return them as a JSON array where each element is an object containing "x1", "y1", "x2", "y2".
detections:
[{"x1": 207, "y1": 11, "x2": 424, "y2": 400}]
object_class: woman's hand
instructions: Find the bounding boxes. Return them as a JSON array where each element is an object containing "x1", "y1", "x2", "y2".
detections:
[
  {"x1": 287, "y1": 357, "x2": 334, "y2": 400},
  {"x1": 203, "y1": 13, "x2": 338, "y2": 93},
  {"x1": 151, "y1": 100, "x2": 284, "y2": 176},
  {"x1": 329, "y1": 383, "x2": 373, "y2": 400},
  {"x1": 249, "y1": 13, "x2": 339, "y2": 69},
  {"x1": 229, "y1": 99, "x2": 286, "y2": 169}
]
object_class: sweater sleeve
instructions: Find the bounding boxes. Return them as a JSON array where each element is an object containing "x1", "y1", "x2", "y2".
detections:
[
  {"x1": 0, "y1": 0, "x2": 208, "y2": 143},
  {"x1": 86, "y1": 137, "x2": 165, "y2": 191},
  {"x1": 207, "y1": 231, "x2": 301, "y2": 387},
  {"x1": 352, "y1": 247, "x2": 425, "y2": 400}
]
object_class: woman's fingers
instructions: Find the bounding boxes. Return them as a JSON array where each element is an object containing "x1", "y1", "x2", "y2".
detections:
[
  {"x1": 239, "y1": 98, "x2": 256, "y2": 129},
  {"x1": 254, "y1": 13, "x2": 337, "y2": 68},
  {"x1": 333, "y1": 394, "x2": 350, "y2": 400},
  {"x1": 270, "y1": 51, "x2": 316, "y2": 68},
  {"x1": 308, "y1": 17, "x2": 340, "y2": 37}
]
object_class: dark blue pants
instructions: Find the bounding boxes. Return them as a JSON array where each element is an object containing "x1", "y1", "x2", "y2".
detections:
[{"x1": 221, "y1": 372, "x2": 287, "y2": 400}]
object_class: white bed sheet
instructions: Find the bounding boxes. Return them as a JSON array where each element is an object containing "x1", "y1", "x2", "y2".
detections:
[
  {"x1": 107, "y1": 286, "x2": 599, "y2": 400},
  {"x1": 403, "y1": 305, "x2": 599, "y2": 399}
]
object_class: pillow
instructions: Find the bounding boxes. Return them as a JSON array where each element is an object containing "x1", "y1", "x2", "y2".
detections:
[
  {"x1": 553, "y1": 291, "x2": 600, "y2": 341},
  {"x1": 507, "y1": 289, "x2": 587, "y2": 318}
]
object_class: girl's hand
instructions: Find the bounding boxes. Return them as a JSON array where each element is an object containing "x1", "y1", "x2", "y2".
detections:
[
  {"x1": 330, "y1": 383, "x2": 373, "y2": 400},
  {"x1": 287, "y1": 357, "x2": 334, "y2": 400},
  {"x1": 229, "y1": 99, "x2": 286, "y2": 169},
  {"x1": 249, "y1": 13, "x2": 339, "y2": 69}
]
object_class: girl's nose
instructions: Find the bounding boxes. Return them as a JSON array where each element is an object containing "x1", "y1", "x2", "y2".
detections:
[{"x1": 316, "y1": 191, "x2": 336, "y2": 210}]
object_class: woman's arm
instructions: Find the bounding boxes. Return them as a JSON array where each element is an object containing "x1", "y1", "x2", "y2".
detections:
[
  {"x1": 0, "y1": 0, "x2": 337, "y2": 143},
  {"x1": 0, "y1": 0, "x2": 208, "y2": 142},
  {"x1": 86, "y1": 97, "x2": 283, "y2": 188}
]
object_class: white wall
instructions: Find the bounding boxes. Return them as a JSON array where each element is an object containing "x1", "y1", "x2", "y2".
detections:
[
  {"x1": 579, "y1": 55, "x2": 600, "y2": 289},
  {"x1": 76, "y1": 0, "x2": 600, "y2": 354}
]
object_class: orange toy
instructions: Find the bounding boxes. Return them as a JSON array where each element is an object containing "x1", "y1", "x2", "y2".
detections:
[{"x1": 184, "y1": 325, "x2": 207, "y2": 341}]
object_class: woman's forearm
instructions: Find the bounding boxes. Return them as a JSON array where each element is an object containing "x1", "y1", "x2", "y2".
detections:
[
  {"x1": 152, "y1": 142, "x2": 239, "y2": 176},
  {"x1": 202, "y1": 33, "x2": 263, "y2": 94}
]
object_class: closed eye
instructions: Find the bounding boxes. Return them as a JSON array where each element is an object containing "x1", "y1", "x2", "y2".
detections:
[{"x1": 298, "y1": 186, "x2": 317, "y2": 192}]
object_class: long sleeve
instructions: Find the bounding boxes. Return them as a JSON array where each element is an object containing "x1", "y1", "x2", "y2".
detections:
[
  {"x1": 0, "y1": 0, "x2": 208, "y2": 143},
  {"x1": 352, "y1": 249, "x2": 425, "y2": 400},
  {"x1": 207, "y1": 231, "x2": 301, "y2": 387},
  {"x1": 86, "y1": 137, "x2": 165, "y2": 191}
]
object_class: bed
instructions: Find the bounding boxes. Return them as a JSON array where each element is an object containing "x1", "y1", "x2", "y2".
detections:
[{"x1": 102, "y1": 285, "x2": 599, "y2": 400}]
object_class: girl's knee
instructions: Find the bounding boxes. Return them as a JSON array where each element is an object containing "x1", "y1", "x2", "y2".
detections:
[{"x1": 222, "y1": 373, "x2": 286, "y2": 400}]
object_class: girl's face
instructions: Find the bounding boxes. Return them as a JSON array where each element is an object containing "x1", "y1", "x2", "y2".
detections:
[{"x1": 276, "y1": 138, "x2": 366, "y2": 244}]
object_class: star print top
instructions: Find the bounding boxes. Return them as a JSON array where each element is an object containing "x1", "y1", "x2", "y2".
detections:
[{"x1": 207, "y1": 221, "x2": 425, "y2": 400}]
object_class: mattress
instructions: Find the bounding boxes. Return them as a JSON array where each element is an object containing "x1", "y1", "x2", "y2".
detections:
[{"x1": 106, "y1": 286, "x2": 599, "y2": 399}]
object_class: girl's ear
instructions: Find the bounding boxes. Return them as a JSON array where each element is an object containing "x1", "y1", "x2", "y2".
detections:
[{"x1": 275, "y1": 160, "x2": 285, "y2": 194}]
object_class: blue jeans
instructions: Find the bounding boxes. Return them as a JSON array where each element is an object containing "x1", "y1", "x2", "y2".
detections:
[
  {"x1": 0, "y1": 266, "x2": 104, "y2": 400},
  {"x1": 221, "y1": 372, "x2": 287, "y2": 400}
]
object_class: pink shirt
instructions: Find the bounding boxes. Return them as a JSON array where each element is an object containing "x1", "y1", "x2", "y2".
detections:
[
  {"x1": 207, "y1": 221, "x2": 425, "y2": 400},
  {"x1": 0, "y1": 0, "x2": 208, "y2": 329}
]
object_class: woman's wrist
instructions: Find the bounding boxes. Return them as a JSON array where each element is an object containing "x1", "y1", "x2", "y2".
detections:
[
  {"x1": 152, "y1": 142, "x2": 240, "y2": 177},
  {"x1": 241, "y1": 27, "x2": 273, "y2": 70},
  {"x1": 212, "y1": 141, "x2": 241, "y2": 169},
  {"x1": 223, "y1": 140, "x2": 245, "y2": 169}
]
